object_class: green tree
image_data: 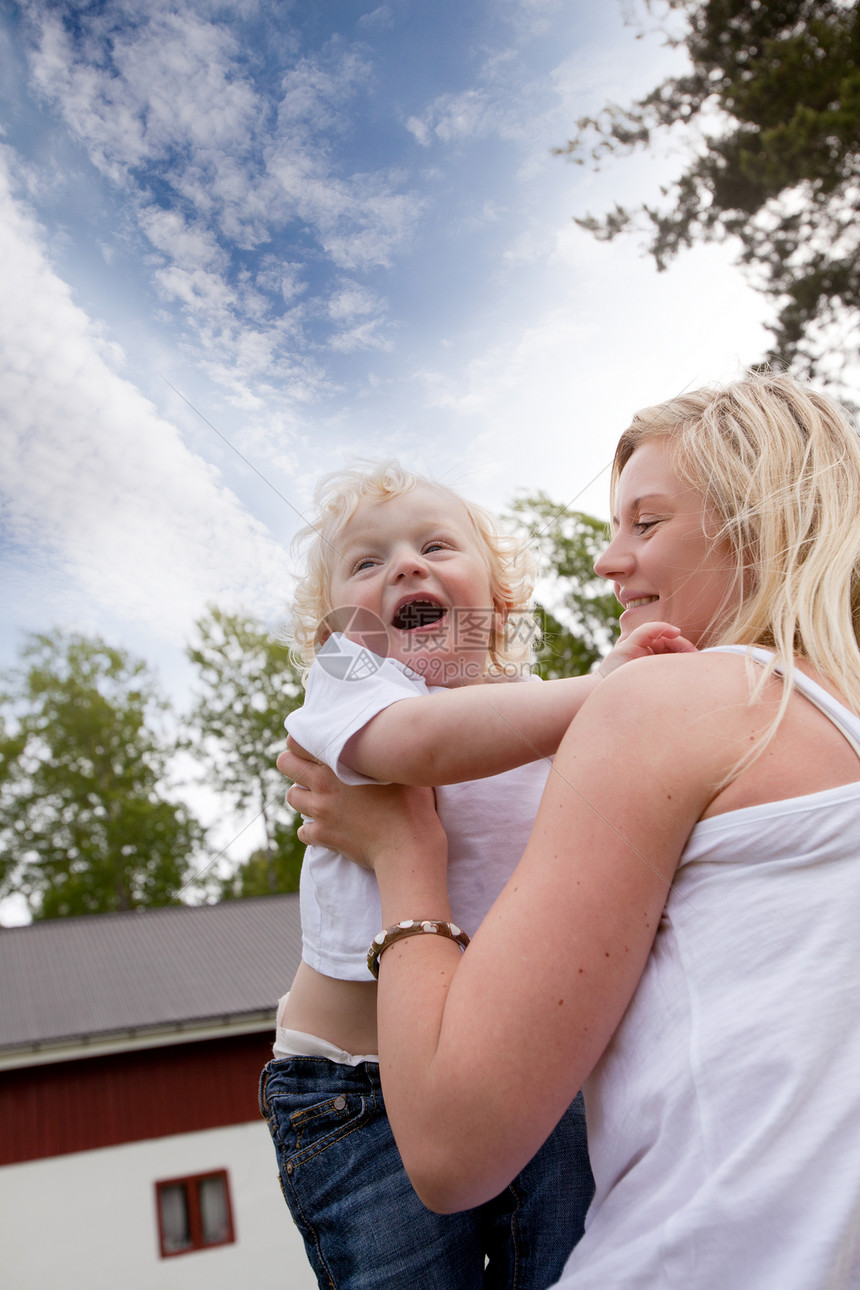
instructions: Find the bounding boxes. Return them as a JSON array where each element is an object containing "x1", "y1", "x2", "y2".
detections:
[
  {"x1": 218, "y1": 820, "x2": 304, "y2": 899},
  {"x1": 0, "y1": 632, "x2": 204, "y2": 920},
  {"x1": 558, "y1": 1, "x2": 860, "y2": 383},
  {"x1": 508, "y1": 496, "x2": 620, "y2": 678},
  {"x1": 186, "y1": 607, "x2": 304, "y2": 895}
]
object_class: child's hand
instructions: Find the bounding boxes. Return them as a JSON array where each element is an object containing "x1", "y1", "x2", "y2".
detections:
[{"x1": 597, "y1": 622, "x2": 697, "y2": 678}]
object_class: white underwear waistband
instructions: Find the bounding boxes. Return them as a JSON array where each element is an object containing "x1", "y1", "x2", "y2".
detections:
[{"x1": 273, "y1": 1025, "x2": 379, "y2": 1067}]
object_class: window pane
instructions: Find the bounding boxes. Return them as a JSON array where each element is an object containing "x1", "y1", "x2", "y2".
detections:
[
  {"x1": 160, "y1": 1184, "x2": 191, "y2": 1253},
  {"x1": 198, "y1": 1175, "x2": 230, "y2": 1245}
]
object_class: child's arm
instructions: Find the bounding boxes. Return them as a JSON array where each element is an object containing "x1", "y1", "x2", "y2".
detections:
[{"x1": 343, "y1": 622, "x2": 695, "y2": 786}]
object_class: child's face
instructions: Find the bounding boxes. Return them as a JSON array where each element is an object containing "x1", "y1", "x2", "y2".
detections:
[{"x1": 325, "y1": 484, "x2": 500, "y2": 686}]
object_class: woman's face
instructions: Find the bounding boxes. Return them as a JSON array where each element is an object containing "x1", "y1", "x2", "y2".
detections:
[{"x1": 594, "y1": 437, "x2": 738, "y2": 648}]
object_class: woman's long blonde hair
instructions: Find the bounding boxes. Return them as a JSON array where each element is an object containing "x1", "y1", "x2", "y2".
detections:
[{"x1": 613, "y1": 371, "x2": 860, "y2": 747}]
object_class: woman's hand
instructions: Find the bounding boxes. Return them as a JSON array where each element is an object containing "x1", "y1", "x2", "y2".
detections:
[{"x1": 277, "y1": 739, "x2": 446, "y2": 874}]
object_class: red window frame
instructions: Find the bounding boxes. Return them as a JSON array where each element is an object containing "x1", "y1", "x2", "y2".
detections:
[{"x1": 155, "y1": 1168, "x2": 235, "y2": 1258}]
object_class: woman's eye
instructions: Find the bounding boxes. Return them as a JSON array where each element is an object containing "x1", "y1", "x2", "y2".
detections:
[{"x1": 634, "y1": 520, "x2": 658, "y2": 535}]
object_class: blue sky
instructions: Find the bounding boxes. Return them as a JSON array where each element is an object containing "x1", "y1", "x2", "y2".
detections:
[{"x1": 0, "y1": 1, "x2": 771, "y2": 897}]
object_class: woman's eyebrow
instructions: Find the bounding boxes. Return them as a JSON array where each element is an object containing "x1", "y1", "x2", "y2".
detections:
[{"x1": 612, "y1": 491, "x2": 669, "y2": 525}]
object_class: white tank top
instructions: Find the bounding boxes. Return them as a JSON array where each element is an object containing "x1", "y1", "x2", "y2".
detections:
[{"x1": 559, "y1": 647, "x2": 860, "y2": 1289}]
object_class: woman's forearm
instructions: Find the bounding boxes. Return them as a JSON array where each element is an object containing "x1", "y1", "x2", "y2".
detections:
[{"x1": 355, "y1": 659, "x2": 731, "y2": 1212}]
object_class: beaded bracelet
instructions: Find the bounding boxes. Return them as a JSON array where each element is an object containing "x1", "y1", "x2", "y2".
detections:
[{"x1": 367, "y1": 919, "x2": 471, "y2": 980}]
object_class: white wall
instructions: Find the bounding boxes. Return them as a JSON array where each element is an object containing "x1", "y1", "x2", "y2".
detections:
[{"x1": 0, "y1": 1121, "x2": 318, "y2": 1290}]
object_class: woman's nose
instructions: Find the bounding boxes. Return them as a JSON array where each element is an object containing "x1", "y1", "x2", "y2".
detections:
[{"x1": 594, "y1": 531, "x2": 633, "y2": 581}]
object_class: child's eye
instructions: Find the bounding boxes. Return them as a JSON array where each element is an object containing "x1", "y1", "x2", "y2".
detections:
[
  {"x1": 424, "y1": 540, "x2": 450, "y2": 554},
  {"x1": 352, "y1": 557, "x2": 377, "y2": 572}
]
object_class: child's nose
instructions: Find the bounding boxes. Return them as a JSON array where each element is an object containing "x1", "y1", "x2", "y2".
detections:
[{"x1": 392, "y1": 547, "x2": 429, "y2": 580}]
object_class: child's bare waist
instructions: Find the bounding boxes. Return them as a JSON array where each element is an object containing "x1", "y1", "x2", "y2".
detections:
[{"x1": 278, "y1": 960, "x2": 379, "y2": 1055}]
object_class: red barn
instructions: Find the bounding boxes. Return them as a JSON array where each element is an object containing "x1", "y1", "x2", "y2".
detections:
[{"x1": 0, "y1": 896, "x2": 318, "y2": 1288}]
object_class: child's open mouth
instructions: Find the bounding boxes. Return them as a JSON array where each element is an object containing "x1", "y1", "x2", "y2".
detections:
[{"x1": 391, "y1": 599, "x2": 447, "y2": 631}]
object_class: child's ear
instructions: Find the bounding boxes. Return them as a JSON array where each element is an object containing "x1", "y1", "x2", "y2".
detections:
[
  {"x1": 315, "y1": 621, "x2": 332, "y2": 651},
  {"x1": 492, "y1": 595, "x2": 511, "y2": 647}
]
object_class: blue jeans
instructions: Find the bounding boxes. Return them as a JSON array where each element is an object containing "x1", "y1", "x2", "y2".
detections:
[{"x1": 259, "y1": 1057, "x2": 593, "y2": 1290}]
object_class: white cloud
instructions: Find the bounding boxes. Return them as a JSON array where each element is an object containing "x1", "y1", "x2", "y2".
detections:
[
  {"x1": 0, "y1": 149, "x2": 290, "y2": 645},
  {"x1": 27, "y1": 3, "x2": 260, "y2": 180},
  {"x1": 21, "y1": 0, "x2": 424, "y2": 401},
  {"x1": 254, "y1": 259, "x2": 308, "y2": 304},
  {"x1": 328, "y1": 282, "x2": 385, "y2": 321},
  {"x1": 357, "y1": 6, "x2": 395, "y2": 32},
  {"x1": 329, "y1": 320, "x2": 394, "y2": 354},
  {"x1": 415, "y1": 89, "x2": 499, "y2": 144},
  {"x1": 139, "y1": 206, "x2": 226, "y2": 270},
  {"x1": 405, "y1": 114, "x2": 432, "y2": 147}
]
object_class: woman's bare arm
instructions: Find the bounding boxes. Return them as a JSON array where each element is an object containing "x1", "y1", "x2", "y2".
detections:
[{"x1": 284, "y1": 653, "x2": 763, "y2": 1210}]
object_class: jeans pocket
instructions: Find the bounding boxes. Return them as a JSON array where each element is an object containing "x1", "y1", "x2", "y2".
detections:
[
  {"x1": 262, "y1": 1062, "x2": 382, "y2": 1184},
  {"x1": 284, "y1": 1091, "x2": 370, "y2": 1163}
]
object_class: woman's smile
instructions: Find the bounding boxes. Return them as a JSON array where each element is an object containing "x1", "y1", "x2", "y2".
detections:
[{"x1": 595, "y1": 438, "x2": 737, "y2": 648}]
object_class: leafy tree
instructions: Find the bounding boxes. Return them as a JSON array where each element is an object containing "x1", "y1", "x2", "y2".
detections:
[
  {"x1": 186, "y1": 607, "x2": 304, "y2": 895},
  {"x1": 558, "y1": 0, "x2": 860, "y2": 384},
  {"x1": 218, "y1": 820, "x2": 304, "y2": 899},
  {"x1": 0, "y1": 632, "x2": 204, "y2": 920},
  {"x1": 508, "y1": 496, "x2": 620, "y2": 678}
]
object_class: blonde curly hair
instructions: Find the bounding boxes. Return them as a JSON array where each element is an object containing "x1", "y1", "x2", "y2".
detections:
[{"x1": 288, "y1": 461, "x2": 538, "y2": 683}]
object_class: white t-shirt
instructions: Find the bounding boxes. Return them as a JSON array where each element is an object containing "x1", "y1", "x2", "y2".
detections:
[
  {"x1": 287, "y1": 634, "x2": 549, "y2": 981},
  {"x1": 557, "y1": 649, "x2": 860, "y2": 1289}
]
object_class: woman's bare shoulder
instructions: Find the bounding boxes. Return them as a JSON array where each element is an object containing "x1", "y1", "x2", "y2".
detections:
[
  {"x1": 593, "y1": 647, "x2": 762, "y2": 712},
  {"x1": 560, "y1": 649, "x2": 775, "y2": 810}
]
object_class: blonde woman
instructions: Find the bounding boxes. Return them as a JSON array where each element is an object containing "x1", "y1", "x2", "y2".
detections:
[{"x1": 282, "y1": 373, "x2": 860, "y2": 1289}]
